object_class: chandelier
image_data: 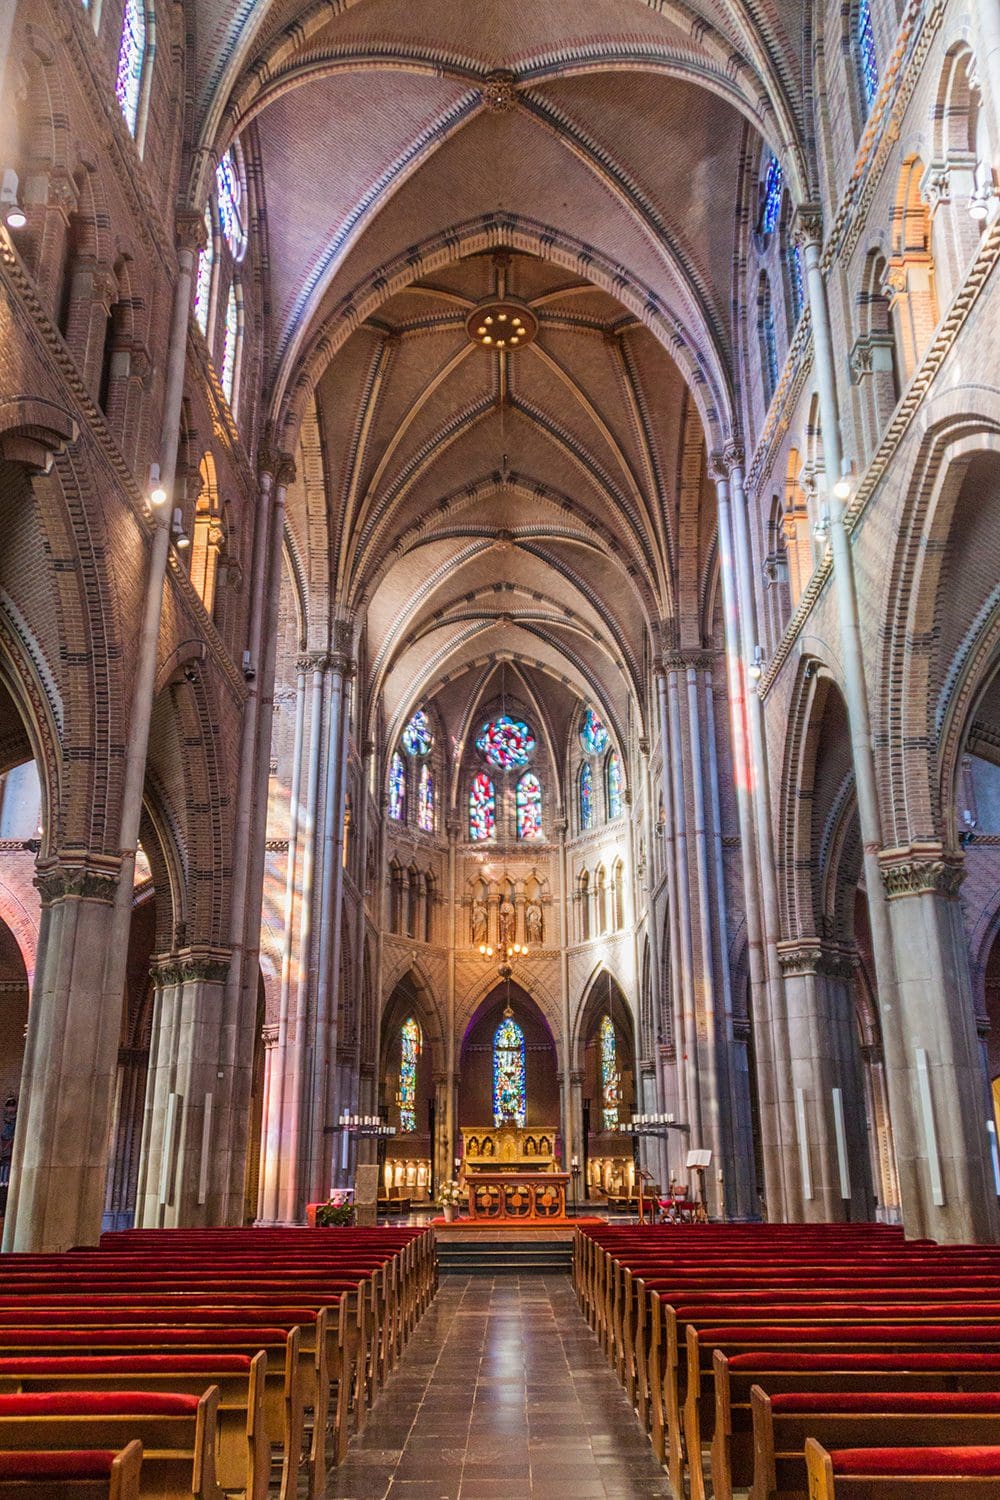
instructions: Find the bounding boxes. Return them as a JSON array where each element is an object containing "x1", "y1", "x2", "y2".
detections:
[{"x1": 466, "y1": 298, "x2": 538, "y2": 351}]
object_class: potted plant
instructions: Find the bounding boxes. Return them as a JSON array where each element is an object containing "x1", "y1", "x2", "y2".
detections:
[
  {"x1": 315, "y1": 1190, "x2": 355, "y2": 1227},
  {"x1": 437, "y1": 1179, "x2": 463, "y2": 1223}
]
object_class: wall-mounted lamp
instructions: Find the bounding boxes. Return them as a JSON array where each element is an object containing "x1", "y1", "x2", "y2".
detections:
[
  {"x1": 832, "y1": 460, "x2": 855, "y2": 502},
  {"x1": 1, "y1": 169, "x2": 26, "y2": 230},
  {"x1": 148, "y1": 462, "x2": 168, "y2": 507},
  {"x1": 747, "y1": 644, "x2": 765, "y2": 682},
  {"x1": 171, "y1": 507, "x2": 190, "y2": 548},
  {"x1": 813, "y1": 507, "x2": 830, "y2": 541}
]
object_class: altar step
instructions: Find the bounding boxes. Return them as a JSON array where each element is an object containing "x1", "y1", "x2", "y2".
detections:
[{"x1": 437, "y1": 1237, "x2": 573, "y2": 1276}]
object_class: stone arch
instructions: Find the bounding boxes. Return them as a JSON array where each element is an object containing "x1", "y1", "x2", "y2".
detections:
[
  {"x1": 885, "y1": 156, "x2": 939, "y2": 383},
  {"x1": 853, "y1": 247, "x2": 899, "y2": 458},
  {"x1": 878, "y1": 395, "x2": 1000, "y2": 845}
]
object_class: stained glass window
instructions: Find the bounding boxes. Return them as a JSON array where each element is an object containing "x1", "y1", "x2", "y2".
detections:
[
  {"x1": 402, "y1": 709, "x2": 432, "y2": 756},
  {"x1": 788, "y1": 241, "x2": 804, "y2": 324},
  {"x1": 389, "y1": 751, "x2": 405, "y2": 821},
  {"x1": 516, "y1": 772, "x2": 543, "y2": 840},
  {"x1": 579, "y1": 762, "x2": 594, "y2": 830},
  {"x1": 216, "y1": 149, "x2": 247, "y2": 261},
  {"x1": 600, "y1": 1014, "x2": 619, "y2": 1131},
  {"x1": 116, "y1": 0, "x2": 146, "y2": 136},
  {"x1": 221, "y1": 282, "x2": 238, "y2": 405},
  {"x1": 194, "y1": 203, "x2": 214, "y2": 336},
  {"x1": 493, "y1": 1014, "x2": 526, "y2": 1126},
  {"x1": 476, "y1": 715, "x2": 535, "y2": 770},
  {"x1": 418, "y1": 763, "x2": 434, "y2": 833},
  {"x1": 857, "y1": 0, "x2": 878, "y2": 112},
  {"x1": 606, "y1": 751, "x2": 623, "y2": 819},
  {"x1": 399, "y1": 1017, "x2": 420, "y2": 1133},
  {"x1": 761, "y1": 154, "x2": 783, "y2": 236},
  {"x1": 469, "y1": 772, "x2": 495, "y2": 841},
  {"x1": 759, "y1": 274, "x2": 778, "y2": 402},
  {"x1": 580, "y1": 706, "x2": 609, "y2": 755}
]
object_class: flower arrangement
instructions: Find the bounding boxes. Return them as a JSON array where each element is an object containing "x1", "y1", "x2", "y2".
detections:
[
  {"x1": 437, "y1": 1179, "x2": 463, "y2": 1207},
  {"x1": 315, "y1": 1190, "x2": 354, "y2": 1227}
]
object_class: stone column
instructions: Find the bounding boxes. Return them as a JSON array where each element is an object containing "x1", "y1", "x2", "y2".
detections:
[
  {"x1": 433, "y1": 1072, "x2": 450, "y2": 1194},
  {"x1": 776, "y1": 941, "x2": 872, "y2": 1221},
  {"x1": 569, "y1": 1069, "x2": 585, "y2": 1199},
  {"x1": 259, "y1": 659, "x2": 307, "y2": 1222},
  {"x1": 445, "y1": 821, "x2": 458, "y2": 1178},
  {"x1": 281, "y1": 654, "x2": 326, "y2": 1222},
  {"x1": 655, "y1": 666, "x2": 688, "y2": 1129},
  {"x1": 3, "y1": 859, "x2": 121, "y2": 1252},
  {"x1": 136, "y1": 951, "x2": 232, "y2": 1228},
  {"x1": 728, "y1": 454, "x2": 798, "y2": 1219},
  {"x1": 879, "y1": 848, "x2": 999, "y2": 1242}
]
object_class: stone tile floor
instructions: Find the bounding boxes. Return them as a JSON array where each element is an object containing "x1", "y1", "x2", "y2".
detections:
[{"x1": 325, "y1": 1275, "x2": 673, "y2": 1499}]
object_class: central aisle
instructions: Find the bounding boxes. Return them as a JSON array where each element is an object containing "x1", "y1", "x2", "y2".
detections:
[{"x1": 327, "y1": 1275, "x2": 672, "y2": 1499}]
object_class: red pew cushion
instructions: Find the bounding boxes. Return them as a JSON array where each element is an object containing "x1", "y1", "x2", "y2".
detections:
[
  {"x1": 771, "y1": 1392, "x2": 1000, "y2": 1414},
  {"x1": 829, "y1": 1447, "x2": 1000, "y2": 1477},
  {"x1": 705, "y1": 1324, "x2": 1000, "y2": 1343},
  {"x1": 0, "y1": 1356, "x2": 251, "y2": 1375},
  {"x1": 0, "y1": 1451, "x2": 118, "y2": 1480},
  {"x1": 0, "y1": 1392, "x2": 199, "y2": 1416},
  {"x1": 730, "y1": 1353, "x2": 1000, "y2": 1370}
]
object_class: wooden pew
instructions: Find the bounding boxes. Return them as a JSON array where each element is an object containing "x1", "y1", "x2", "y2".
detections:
[
  {"x1": 751, "y1": 1387, "x2": 1000, "y2": 1500},
  {"x1": 680, "y1": 1324, "x2": 1000, "y2": 1500},
  {"x1": 0, "y1": 1389, "x2": 221, "y2": 1500},
  {"x1": 712, "y1": 1350, "x2": 1000, "y2": 1500},
  {"x1": 803, "y1": 1437, "x2": 1000, "y2": 1498},
  {"x1": 0, "y1": 1355, "x2": 268, "y2": 1500},
  {"x1": 0, "y1": 1440, "x2": 143, "y2": 1499}
]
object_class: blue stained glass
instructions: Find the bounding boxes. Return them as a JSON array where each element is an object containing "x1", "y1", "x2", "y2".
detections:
[
  {"x1": 221, "y1": 282, "x2": 238, "y2": 405},
  {"x1": 116, "y1": 0, "x2": 146, "y2": 135},
  {"x1": 194, "y1": 203, "x2": 214, "y2": 336},
  {"x1": 400, "y1": 1017, "x2": 420, "y2": 1133},
  {"x1": 476, "y1": 715, "x2": 535, "y2": 770},
  {"x1": 216, "y1": 150, "x2": 247, "y2": 261},
  {"x1": 469, "y1": 772, "x2": 495, "y2": 840},
  {"x1": 516, "y1": 772, "x2": 543, "y2": 840},
  {"x1": 761, "y1": 155, "x2": 783, "y2": 236},
  {"x1": 493, "y1": 1015, "x2": 526, "y2": 1125},
  {"x1": 402, "y1": 709, "x2": 433, "y2": 757},
  {"x1": 606, "y1": 751, "x2": 623, "y2": 819},
  {"x1": 858, "y1": 0, "x2": 879, "y2": 111},
  {"x1": 418, "y1": 764, "x2": 434, "y2": 833},
  {"x1": 789, "y1": 242, "x2": 804, "y2": 323},
  {"x1": 601, "y1": 1014, "x2": 620, "y2": 1131},
  {"x1": 579, "y1": 762, "x2": 594, "y2": 830},
  {"x1": 389, "y1": 751, "x2": 405, "y2": 822},
  {"x1": 581, "y1": 707, "x2": 609, "y2": 755}
]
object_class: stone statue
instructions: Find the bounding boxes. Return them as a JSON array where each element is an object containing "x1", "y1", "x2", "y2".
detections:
[
  {"x1": 0, "y1": 1096, "x2": 16, "y2": 1211},
  {"x1": 525, "y1": 899, "x2": 543, "y2": 945},
  {"x1": 499, "y1": 897, "x2": 515, "y2": 945},
  {"x1": 471, "y1": 899, "x2": 488, "y2": 946}
]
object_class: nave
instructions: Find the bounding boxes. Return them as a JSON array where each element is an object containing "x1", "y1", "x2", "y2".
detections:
[{"x1": 328, "y1": 1275, "x2": 670, "y2": 1500}]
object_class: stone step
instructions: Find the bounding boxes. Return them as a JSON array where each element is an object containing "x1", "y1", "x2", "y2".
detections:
[{"x1": 437, "y1": 1239, "x2": 573, "y2": 1275}]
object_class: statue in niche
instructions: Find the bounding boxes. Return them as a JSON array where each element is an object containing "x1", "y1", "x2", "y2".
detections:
[
  {"x1": 499, "y1": 896, "x2": 515, "y2": 945},
  {"x1": 525, "y1": 899, "x2": 543, "y2": 946},
  {"x1": 0, "y1": 1096, "x2": 15, "y2": 1211},
  {"x1": 471, "y1": 899, "x2": 488, "y2": 946}
]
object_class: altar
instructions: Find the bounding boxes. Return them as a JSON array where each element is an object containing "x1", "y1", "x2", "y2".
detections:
[
  {"x1": 465, "y1": 1170, "x2": 571, "y2": 1221},
  {"x1": 460, "y1": 1123, "x2": 558, "y2": 1171}
]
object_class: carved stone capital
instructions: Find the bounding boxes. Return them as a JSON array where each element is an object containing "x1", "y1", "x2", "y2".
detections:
[
  {"x1": 777, "y1": 939, "x2": 857, "y2": 979},
  {"x1": 34, "y1": 858, "x2": 121, "y2": 907},
  {"x1": 792, "y1": 206, "x2": 823, "y2": 249},
  {"x1": 151, "y1": 948, "x2": 232, "y2": 986},
  {"x1": 722, "y1": 440, "x2": 745, "y2": 474},
  {"x1": 297, "y1": 651, "x2": 328, "y2": 674},
  {"x1": 879, "y1": 845, "x2": 965, "y2": 900},
  {"x1": 261, "y1": 1023, "x2": 279, "y2": 1049},
  {"x1": 480, "y1": 70, "x2": 517, "y2": 112},
  {"x1": 175, "y1": 208, "x2": 207, "y2": 255},
  {"x1": 731, "y1": 1017, "x2": 751, "y2": 1042}
]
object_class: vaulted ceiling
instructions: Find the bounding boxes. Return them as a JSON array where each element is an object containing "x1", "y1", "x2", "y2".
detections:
[{"x1": 189, "y1": 0, "x2": 807, "y2": 781}]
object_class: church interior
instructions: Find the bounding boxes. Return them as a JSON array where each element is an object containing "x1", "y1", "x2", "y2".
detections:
[{"x1": 3, "y1": 0, "x2": 1000, "y2": 1493}]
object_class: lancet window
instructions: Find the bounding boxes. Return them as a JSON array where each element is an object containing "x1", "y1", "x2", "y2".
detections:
[
  {"x1": 194, "y1": 203, "x2": 215, "y2": 336},
  {"x1": 857, "y1": 0, "x2": 879, "y2": 113},
  {"x1": 221, "y1": 282, "x2": 239, "y2": 406},
  {"x1": 606, "y1": 750, "x2": 622, "y2": 820},
  {"x1": 418, "y1": 764, "x2": 434, "y2": 833},
  {"x1": 399, "y1": 1017, "x2": 420, "y2": 1133},
  {"x1": 601, "y1": 1014, "x2": 619, "y2": 1131},
  {"x1": 579, "y1": 762, "x2": 594, "y2": 830},
  {"x1": 116, "y1": 0, "x2": 147, "y2": 136},
  {"x1": 516, "y1": 772, "x2": 542, "y2": 840},
  {"x1": 469, "y1": 772, "x2": 495, "y2": 841},
  {"x1": 493, "y1": 1015, "x2": 526, "y2": 1125},
  {"x1": 388, "y1": 752, "x2": 405, "y2": 821}
]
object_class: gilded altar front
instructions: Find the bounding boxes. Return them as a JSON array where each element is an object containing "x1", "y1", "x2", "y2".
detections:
[
  {"x1": 465, "y1": 1171, "x2": 570, "y2": 1221},
  {"x1": 460, "y1": 1124, "x2": 558, "y2": 1172}
]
